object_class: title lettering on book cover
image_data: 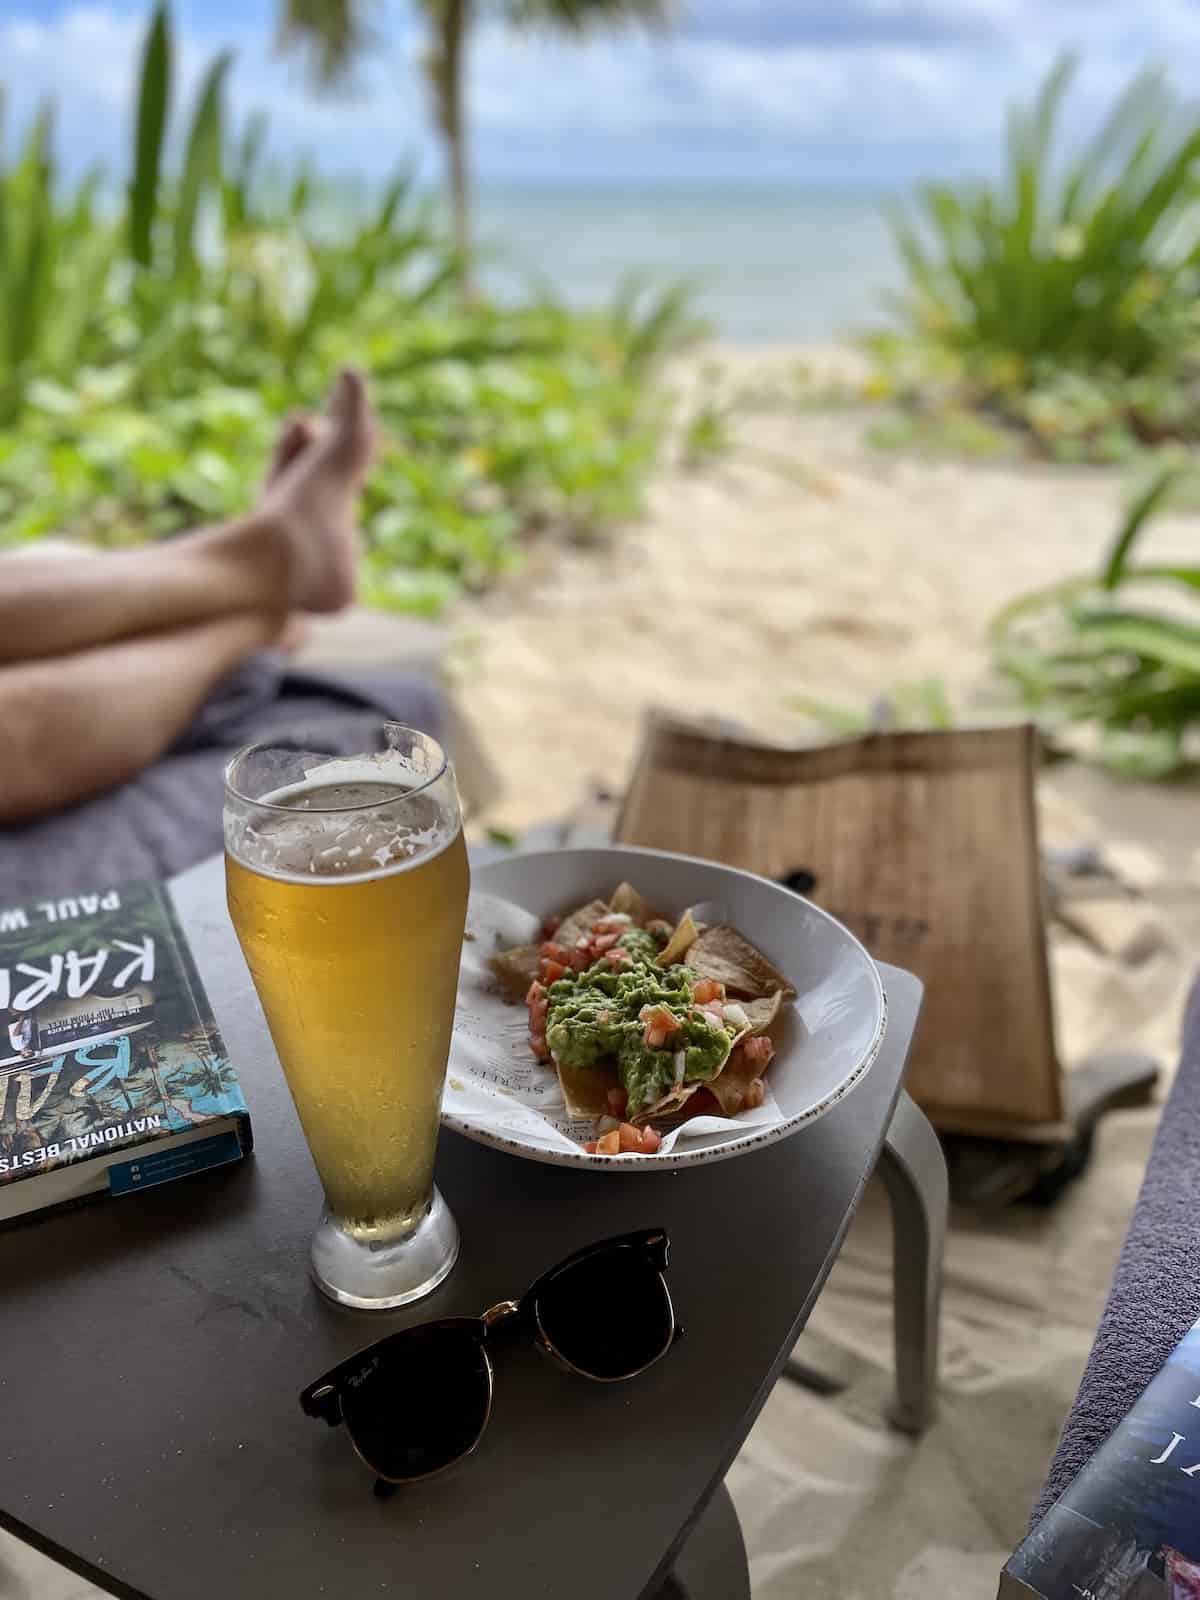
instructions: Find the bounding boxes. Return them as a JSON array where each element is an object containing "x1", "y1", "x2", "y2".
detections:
[
  {"x1": 0, "y1": 936, "x2": 154, "y2": 1013},
  {"x1": 1149, "y1": 1415, "x2": 1200, "y2": 1477},
  {"x1": 0, "y1": 893, "x2": 148, "y2": 1012}
]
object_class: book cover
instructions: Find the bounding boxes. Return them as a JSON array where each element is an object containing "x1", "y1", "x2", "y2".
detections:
[
  {"x1": 0, "y1": 880, "x2": 251, "y2": 1220},
  {"x1": 1001, "y1": 1319, "x2": 1200, "y2": 1599}
]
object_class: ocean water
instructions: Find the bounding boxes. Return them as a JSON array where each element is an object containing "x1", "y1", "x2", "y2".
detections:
[{"x1": 474, "y1": 187, "x2": 904, "y2": 344}]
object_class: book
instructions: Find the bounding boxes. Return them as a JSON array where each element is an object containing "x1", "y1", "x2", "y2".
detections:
[
  {"x1": 0, "y1": 879, "x2": 251, "y2": 1223},
  {"x1": 1000, "y1": 1319, "x2": 1200, "y2": 1599}
]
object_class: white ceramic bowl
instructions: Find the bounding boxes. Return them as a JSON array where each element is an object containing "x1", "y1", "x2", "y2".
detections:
[{"x1": 443, "y1": 846, "x2": 886, "y2": 1172}]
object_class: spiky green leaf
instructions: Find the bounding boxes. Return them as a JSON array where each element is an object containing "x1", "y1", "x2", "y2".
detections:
[
  {"x1": 174, "y1": 50, "x2": 230, "y2": 276},
  {"x1": 129, "y1": 2, "x2": 170, "y2": 269}
]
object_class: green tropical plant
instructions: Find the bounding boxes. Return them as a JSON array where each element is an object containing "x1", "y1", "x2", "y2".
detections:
[
  {"x1": 276, "y1": 0, "x2": 671, "y2": 272},
  {"x1": 992, "y1": 464, "x2": 1200, "y2": 775},
  {"x1": 871, "y1": 56, "x2": 1200, "y2": 461},
  {"x1": 0, "y1": 4, "x2": 694, "y2": 612},
  {"x1": 0, "y1": 104, "x2": 114, "y2": 424}
]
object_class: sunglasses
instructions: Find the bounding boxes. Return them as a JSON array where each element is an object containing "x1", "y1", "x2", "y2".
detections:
[{"x1": 301, "y1": 1228, "x2": 680, "y2": 1486}]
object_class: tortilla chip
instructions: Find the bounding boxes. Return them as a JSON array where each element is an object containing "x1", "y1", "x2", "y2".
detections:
[
  {"x1": 657, "y1": 910, "x2": 702, "y2": 968},
  {"x1": 488, "y1": 945, "x2": 541, "y2": 1001},
  {"x1": 632, "y1": 1082, "x2": 701, "y2": 1125},
  {"x1": 556, "y1": 1057, "x2": 620, "y2": 1119},
  {"x1": 742, "y1": 991, "x2": 784, "y2": 1035},
  {"x1": 553, "y1": 898, "x2": 610, "y2": 952},
  {"x1": 609, "y1": 882, "x2": 658, "y2": 924},
  {"x1": 684, "y1": 926, "x2": 797, "y2": 1001}
]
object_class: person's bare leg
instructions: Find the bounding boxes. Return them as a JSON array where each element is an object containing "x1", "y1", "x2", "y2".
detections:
[
  {"x1": 0, "y1": 611, "x2": 288, "y2": 824},
  {"x1": 0, "y1": 369, "x2": 376, "y2": 665}
]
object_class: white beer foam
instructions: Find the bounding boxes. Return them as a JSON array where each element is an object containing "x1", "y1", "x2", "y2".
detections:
[{"x1": 228, "y1": 755, "x2": 459, "y2": 885}]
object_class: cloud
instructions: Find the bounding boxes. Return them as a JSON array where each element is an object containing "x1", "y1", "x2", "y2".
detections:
[
  {"x1": 682, "y1": 0, "x2": 1012, "y2": 51},
  {"x1": 2, "y1": 0, "x2": 1200, "y2": 185}
]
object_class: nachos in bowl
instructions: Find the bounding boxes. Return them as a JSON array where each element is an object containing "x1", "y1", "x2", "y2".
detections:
[{"x1": 490, "y1": 882, "x2": 795, "y2": 1156}]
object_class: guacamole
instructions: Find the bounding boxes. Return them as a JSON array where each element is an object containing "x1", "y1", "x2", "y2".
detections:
[
  {"x1": 617, "y1": 926, "x2": 667, "y2": 966},
  {"x1": 545, "y1": 944, "x2": 735, "y2": 1115}
]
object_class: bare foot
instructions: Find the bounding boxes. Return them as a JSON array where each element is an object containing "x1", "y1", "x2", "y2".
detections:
[{"x1": 255, "y1": 370, "x2": 377, "y2": 614}]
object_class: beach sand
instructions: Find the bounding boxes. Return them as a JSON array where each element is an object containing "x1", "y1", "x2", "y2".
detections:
[{"x1": 460, "y1": 342, "x2": 1200, "y2": 834}]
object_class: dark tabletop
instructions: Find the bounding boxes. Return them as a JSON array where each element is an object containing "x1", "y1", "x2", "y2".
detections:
[{"x1": 0, "y1": 857, "x2": 920, "y2": 1600}]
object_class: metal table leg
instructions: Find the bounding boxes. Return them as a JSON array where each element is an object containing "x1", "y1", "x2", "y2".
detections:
[
  {"x1": 879, "y1": 1090, "x2": 947, "y2": 1434},
  {"x1": 653, "y1": 1483, "x2": 750, "y2": 1600}
]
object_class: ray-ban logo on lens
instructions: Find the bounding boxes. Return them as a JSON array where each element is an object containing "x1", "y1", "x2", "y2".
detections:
[{"x1": 347, "y1": 1357, "x2": 380, "y2": 1389}]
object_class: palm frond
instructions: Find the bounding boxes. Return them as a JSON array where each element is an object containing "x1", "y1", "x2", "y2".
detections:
[
  {"x1": 276, "y1": 0, "x2": 378, "y2": 86},
  {"x1": 505, "y1": 0, "x2": 672, "y2": 32}
]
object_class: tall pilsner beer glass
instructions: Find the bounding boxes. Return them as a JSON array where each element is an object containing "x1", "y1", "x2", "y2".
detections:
[{"x1": 223, "y1": 726, "x2": 469, "y2": 1309}]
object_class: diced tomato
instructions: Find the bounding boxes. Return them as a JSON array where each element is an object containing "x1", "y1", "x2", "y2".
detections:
[
  {"x1": 605, "y1": 947, "x2": 633, "y2": 969},
  {"x1": 591, "y1": 931, "x2": 621, "y2": 954},
  {"x1": 542, "y1": 915, "x2": 561, "y2": 938},
  {"x1": 540, "y1": 941, "x2": 568, "y2": 963},
  {"x1": 640, "y1": 1126, "x2": 662, "y2": 1153},
  {"x1": 530, "y1": 1033, "x2": 550, "y2": 1061},
  {"x1": 524, "y1": 980, "x2": 546, "y2": 1008},
  {"x1": 641, "y1": 1004, "x2": 681, "y2": 1050},
  {"x1": 540, "y1": 959, "x2": 567, "y2": 984},
  {"x1": 582, "y1": 1140, "x2": 598, "y2": 1154},
  {"x1": 606, "y1": 1086, "x2": 629, "y2": 1118},
  {"x1": 692, "y1": 978, "x2": 725, "y2": 1005},
  {"x1": 570, "y1": 948, "x2": 591, "y2": 971}
]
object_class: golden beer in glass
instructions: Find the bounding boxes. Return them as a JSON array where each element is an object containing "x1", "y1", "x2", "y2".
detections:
[{"x1": 223, "y1": 726, "x2": 469, "y2": 1309}]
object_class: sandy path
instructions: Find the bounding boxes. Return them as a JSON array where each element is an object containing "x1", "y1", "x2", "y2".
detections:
[{"x1": 457, "y1": 344, "x2": 1200, "y2": 830}]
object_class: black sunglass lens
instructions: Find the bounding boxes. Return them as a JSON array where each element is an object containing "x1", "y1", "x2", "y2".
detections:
[
  {"x1": 534, "y1": 1246, "x2": 673, "y2": 1380},
  {"x1": 340, "y1": 1324, "x2": 491, "y2": 1482}
]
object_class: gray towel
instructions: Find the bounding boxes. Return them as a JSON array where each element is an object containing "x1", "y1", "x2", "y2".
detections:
[
  {"x1": 0, "y1": 654, "x2": 445, "y2": 901},
  {"x1": 1031, "y1": 978, "x2": 1200, "y2": 1521}
]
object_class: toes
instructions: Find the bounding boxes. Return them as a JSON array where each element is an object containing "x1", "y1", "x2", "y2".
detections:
[
  {"x1": 328, "y1": 368, "x2": 365, "y2": 424},
  {"x1": 267, "y1": 415, "x2": 318, "y2": 481},
  {"x1": 324, "y1": 368, "x2": 377, "y2": 478},
  {"x1": 266, "y1": 372, "x2": 375, "y2": 493}
]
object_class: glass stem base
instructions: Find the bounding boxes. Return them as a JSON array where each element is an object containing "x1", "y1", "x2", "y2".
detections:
[{"x1": 310, "y1": 1187, "x2": 460, "y2": 1311}]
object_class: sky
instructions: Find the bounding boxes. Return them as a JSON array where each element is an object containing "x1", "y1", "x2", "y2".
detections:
[{"x1": 1, "y1": 0, "x2": 1198, "y2": 188}]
